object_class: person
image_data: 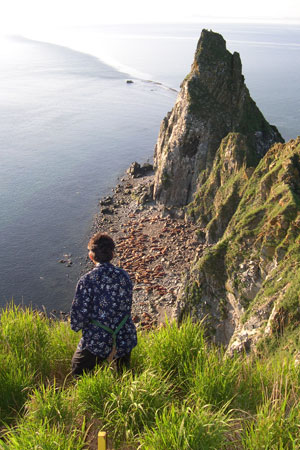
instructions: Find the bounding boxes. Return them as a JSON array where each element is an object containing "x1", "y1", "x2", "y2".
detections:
[{"x1": 70, "y1": 232, "x2": 137, "y2": 376}]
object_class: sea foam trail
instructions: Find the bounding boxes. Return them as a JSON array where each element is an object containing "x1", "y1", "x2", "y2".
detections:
[
  {"x1": 17, "y1": 28, "x2": 179, "y2": 93},
  {"x1": 18, "y1": 29, "x2": 150, "y2": 78},
  {"x1": 4, "y1": 34, "x2": 128, "y2": 80}
]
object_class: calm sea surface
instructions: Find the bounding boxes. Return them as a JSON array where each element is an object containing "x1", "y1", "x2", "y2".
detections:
[{"x1": 0, "y1": 23, "x2": 299, "y2": 311}]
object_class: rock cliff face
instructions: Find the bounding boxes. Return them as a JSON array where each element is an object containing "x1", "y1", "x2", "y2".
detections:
[
  {"x1": 153, "y1": 29, "x2": 283, "y2": 207},
  {"x1": 179, "y1": 138, "x2": 300, "y2": 353},
  {"x1": 152, "y1": 29, "x2": 300, "y2": 354}
]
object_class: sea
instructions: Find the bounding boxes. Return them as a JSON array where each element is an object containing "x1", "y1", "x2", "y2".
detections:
[{"x1": 0, "y1": 22, "x2": 299, "y2": 312}]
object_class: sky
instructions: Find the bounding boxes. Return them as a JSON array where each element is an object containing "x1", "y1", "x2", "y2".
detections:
[{"x1": 1, "y1": 0, "x2": 300, "y2": 34}]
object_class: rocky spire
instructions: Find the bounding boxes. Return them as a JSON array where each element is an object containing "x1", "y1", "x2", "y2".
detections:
[{"x1": 153, "y1": 29, "x2": 283, "y2": 207}]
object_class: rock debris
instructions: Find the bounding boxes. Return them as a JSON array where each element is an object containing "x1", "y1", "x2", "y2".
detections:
[{"x1": 89, "y1": 168, "x2": 204, "y2": 329}]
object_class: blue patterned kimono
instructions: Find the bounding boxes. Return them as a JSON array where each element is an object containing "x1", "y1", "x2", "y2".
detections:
[{"x1": 70, "y1": 262, "x2": 137, "y2": 358}]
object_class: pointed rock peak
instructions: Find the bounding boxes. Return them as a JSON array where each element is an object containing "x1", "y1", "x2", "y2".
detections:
[
  {"x1": 194, "y1": 29, "x2": 229, "y2": 65},
  {"x1": 188, "y1": 29, "x2": 243, "y2": 97},
  {"x1": 153, "y1": 29, "x2": 283, "y2": 207}
]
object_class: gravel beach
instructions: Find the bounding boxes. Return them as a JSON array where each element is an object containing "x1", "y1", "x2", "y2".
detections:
[{"x1": 88, "y1": 163, "x2": 207, "y2": 329}]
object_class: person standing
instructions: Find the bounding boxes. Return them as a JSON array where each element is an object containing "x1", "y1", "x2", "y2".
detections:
[{"x1": 70, "y1": 232, "x2": 137, "y2": 376}]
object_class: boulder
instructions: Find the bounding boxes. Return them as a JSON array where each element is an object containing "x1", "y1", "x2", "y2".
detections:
[{"x1": 127, "y1": 162, "x2": 154, "y2": 178}]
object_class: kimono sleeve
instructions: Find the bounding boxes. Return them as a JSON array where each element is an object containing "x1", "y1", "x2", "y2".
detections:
[{"x1": 70, "y1": 277, "x2": 92, "y2": 332}]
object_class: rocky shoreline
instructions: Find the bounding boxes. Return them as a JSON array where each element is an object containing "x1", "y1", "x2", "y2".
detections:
[
  {"x1": 86, "y1": 162, "x2": 206, "y2": 330},
  {"x1": 53, "y1": 29, "x2": 300, "y2": 356}
]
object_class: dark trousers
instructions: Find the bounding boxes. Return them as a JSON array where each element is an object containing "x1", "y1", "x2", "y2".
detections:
[{"x1": 71, "y1": 347, "x2": 131, "y2": 376}]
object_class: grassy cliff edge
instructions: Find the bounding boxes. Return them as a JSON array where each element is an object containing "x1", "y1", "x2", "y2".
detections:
[{"x1": 0, "y1": 303, "x2": 300, "y2": 449}]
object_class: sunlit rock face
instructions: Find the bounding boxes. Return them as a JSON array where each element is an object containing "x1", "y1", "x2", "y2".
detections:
[
  {"x1": 178, "y1": 137, "x2": 300, "y2": 352},
  {"x1": 153, "y1": 29, "x2": 283, "y2": 207}
]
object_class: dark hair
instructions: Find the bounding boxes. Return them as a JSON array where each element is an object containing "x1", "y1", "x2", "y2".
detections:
[{"x1": 88, "y1": 233, "x2": 115, "y2": 263}]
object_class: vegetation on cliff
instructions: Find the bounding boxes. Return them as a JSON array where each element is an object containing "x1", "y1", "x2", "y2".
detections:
[
  {"x1": 182, "y1": 137, "x2": 300, "y2": 354},
  {"x1": 187, "y1": 132, "x2": 259, "y2": 243},
  {"x1": 0, "y1": 304, "x2": 300, "y2": 449},
  {"x1": 151, "y1": 28, "x2": 299, "y2": 357}
]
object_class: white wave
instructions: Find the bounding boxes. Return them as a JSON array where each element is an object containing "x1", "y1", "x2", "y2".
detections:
[
  {"x1": 89, "y1": 51, "x2": 151, "y2": 80},
  {"x1": 21, "y1": 28, "x2": 152, "y2": 80},
  {"x1": 17, "y1": 27, "x2": 180, "y2": 94}
]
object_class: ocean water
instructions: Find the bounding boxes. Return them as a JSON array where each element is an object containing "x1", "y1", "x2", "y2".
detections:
[{"x1": 0, "y1": 23, "x2": 299, "y2": 311}]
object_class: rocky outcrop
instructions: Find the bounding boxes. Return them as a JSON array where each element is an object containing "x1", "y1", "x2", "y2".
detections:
[
  {"x1": 153, "y1": 29, "x2": 283, "y2": 207},
  {"x1": 179, "y1": 138, "x2": 300, "y2": 352},
  {"x1": 150, "y1": 28, "x2": 300, "y2": 354},
  {"x1": 127, "y1": 162, "x2": 153, "y2": 178}
]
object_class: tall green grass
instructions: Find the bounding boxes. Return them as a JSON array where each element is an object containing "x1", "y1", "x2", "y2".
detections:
[
  {"x1": 0, "y1": 420, "x2": 86, "y2": 450},
  {"x1": 140, "y1": 402, "x2": 231, "y2": 450},
  {"x1": 76, "y1": 368, "x2": 174, "y2": 447},
  {"x1": 0, "y1": 302, "x2": 299, "y2": 449},
  {"x1": 0, "y1": 303, "x2": 77, "y2": 424},
  {"x1": 0, "y1": 353, "x2": 34, "y2": 424},
  {"x1": 133, "y1": 319, "x2": 206, "y2": 383}
]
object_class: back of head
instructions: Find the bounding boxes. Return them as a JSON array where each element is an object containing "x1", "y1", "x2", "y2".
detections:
[{"x1": 88, "y1": 233, "x2": 115, "y2": 263}]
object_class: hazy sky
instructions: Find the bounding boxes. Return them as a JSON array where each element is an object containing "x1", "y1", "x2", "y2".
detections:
[{"x1": 1, "y1": 0, "x2": 300, "y2": 33}]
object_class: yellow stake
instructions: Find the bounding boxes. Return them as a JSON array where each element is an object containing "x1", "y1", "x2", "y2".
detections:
[{"x1": 98, "y1": 431, "x2": 107, "y2": 450}]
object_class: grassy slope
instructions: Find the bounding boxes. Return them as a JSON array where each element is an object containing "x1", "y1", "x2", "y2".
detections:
[
  {"x1": 182, "y1": 137, "x2": 300, "y2": 351},
  {"x1": 0, "y1": 304, "x2": 299, "y2": 449},
  {"x1": 187, "y1": 132, "x2": 258, "y2": 242}
]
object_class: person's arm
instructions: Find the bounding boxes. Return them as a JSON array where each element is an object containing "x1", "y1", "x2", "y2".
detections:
[{"x1": 70, "y1": 278, "x2": 92, "y2": 332}]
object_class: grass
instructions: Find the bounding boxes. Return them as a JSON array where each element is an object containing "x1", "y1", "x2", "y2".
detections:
[
  {"x1": 0, "y1": 303, "x2": 299, "y2": 449},
  {"x1": 77, "y1": 368, "x2": 174, "y2": 447},
  {"x1": 141, "y1": 402, "x2": 231, "y2": 450},
  {"x1": 0, "y1": 420, "x2": 87, "y2": 450}
]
